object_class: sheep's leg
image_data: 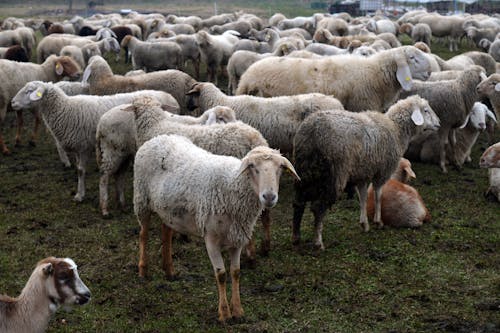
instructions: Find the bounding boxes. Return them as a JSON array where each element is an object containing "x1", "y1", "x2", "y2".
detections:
[
  {"x1": 194, "y1": 60, "x2": 200, "y2": 80},
  {"x1": 138, "y1": 211, "x2": 151, "y2": 277},
  {"x1": 439, "y1": 131, "x2": 448, "y2": 173},
  {"x1": 311, "y1": 200, "x2": 328, "y2": 250},
  {"x1": 14, "y1": 109, "x2": 23, "y2": 146},
  {"x1": 29, "y1": 109, "x2": 40, "y2": 146},
  {"x1": 229, "y1": 246, "x2": 244, "y2": 318},
  {"x1": 161, "y1": 224, "x2": 175, "y2": 279},
  {"x1": 205, "y1": 235, "x2": 231, "y2": 321},
  {"x1": 0, "y1": 132, "x2": 10, "y2": 155},
  {"x1": 244, "y1": 237, "x2": 256, "y2": 268},
  {"x1": 356, "y1": 184, "x2": 370, "y2": 232},
  {"x1": 260, "y1": 208, "x2": 271, "y2": 256},
  {"x1": 373, "y1": 185, "x2": 383, "y2": 228},
  {"x1": 292, "y1": 200, "x2": 306, "y2": 246},
  {"x1": 99, "y1": 172, "x2": 110, "y2": 217},
  {"x1": 74, "y1": 152, "x2": 88, "y2": 202},
  {"x1": 115, "y1": 169, "x2": 127, "y2": 212}
]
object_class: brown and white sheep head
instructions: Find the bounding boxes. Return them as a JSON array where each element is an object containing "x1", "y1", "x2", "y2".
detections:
[
  {"x1": 237, "y1": 146, "x2": 300, "y2": 208},
  {"x1": 476, "y1": 73, "x2": 500, "y2": 98},
  {"x1": 479, "y1": 142, "x2": 500, "y2": 168},
  {"x1": 37, "y1": 257, "x2": 91, "y2": 309},
  {"x1": 395, "y1": 46, "x2": 431, "y2": 91},
  {"x1": 52, "y1": 55, "x2": 82, "y2": 80},
  {"x1": 391, "y1": 158, "x2": 416, "y2": 184}
]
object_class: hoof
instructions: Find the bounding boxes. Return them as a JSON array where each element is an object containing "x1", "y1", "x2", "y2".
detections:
[
  {"x1": 73, "y1": 194, "x2": 84, "y2": 202},
  {"x1": 361, "y1": 223, "x2": 370, "y2": 232},
  {"x1": 2, "y1": 149, "x2": 11, "y2": 155},
  {"x1": 101, "y1": 212, "x2": 113, "y2": 219},
  {"x1": 28, "y1": 140, "x2": 36, "y2": 147}
]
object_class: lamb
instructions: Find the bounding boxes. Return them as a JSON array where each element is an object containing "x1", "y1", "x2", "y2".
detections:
[
  {"x1": 479, "y1": 142, "x2": 500, "y2": 202},
  {"x1": 292, "y1": 95, "x2": 440, "y2": 250},
  {"x1": 10, "y1": 81, "x2": 179, "y2": 202},
  {"x1": 81, "y1": 55, "x2": 196, "y2": 114},
  {"x1": 121, "y1": 35, "x2": 182, "y2": 72},
  {"x1": 365, "y1": 19, "x2": 398, "y2": 35},
  {"x1": 400, "y1": 65, "x2": 486, "y2": 173},
  {"x1": 133, "y1": 134, "x2": 299, "y2": 321},
  {"x1": 476, "y1": 73, "x2": 500, "y2": 121},
  {"x1": 366, "y1": 158, "x2": 431, "y2": 228},
  {"x1": 400, "y1": 22, "x2": 432, "y2": 46},
  {"x1": 406, "y1": 102, "x2": 496, "y2": 169},
  {"x1": 0, "y1": 55, "x2": 81, "y2": 154},
  {"x1": 209, "y1": 20, "x2": 253, "y2": 37},
  {"x1": 0, "y1": 257, "x2": 90, "y2": 333},
  {"x1": 186, "y1": 81, "x2": 344, "y2": 154},
  {"x1": 195, "y1": 30, "x2": 239, "y2": 85},
  {"x1": 237, "y1": 46, "x2": 432, "y2": 112},
  {"x1": 96, "y1": 105, "x2": 235, "y2": 217}
]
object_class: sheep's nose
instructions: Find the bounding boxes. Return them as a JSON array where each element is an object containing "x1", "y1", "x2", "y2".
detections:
[
  {"x1": 262, "y1": 191, "x2": 277, "y2": 207},
  {"x1": 79, "y1": 291, "x2": 91, "y2": 304},
  {"x1": 479, "y1": 123, "x2": 486, "y2": 130}
]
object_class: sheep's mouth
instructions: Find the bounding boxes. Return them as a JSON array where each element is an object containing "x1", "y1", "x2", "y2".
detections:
[{"x1": 75, "y1": 294, "x2": 91, "y2": 305}]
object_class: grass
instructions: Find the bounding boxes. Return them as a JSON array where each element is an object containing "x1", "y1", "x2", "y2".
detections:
[{"x1": 0, "y1": 4, "x2": 500, "y2": 332}]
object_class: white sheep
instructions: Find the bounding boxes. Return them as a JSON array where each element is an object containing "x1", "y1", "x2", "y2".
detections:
[
  {"x1": 96, "y1": 104, "x2": 235, "y2": 217},
  {"x1": 186, "y1": 81, "x2": 344, "y2": 154},
  {"x1": 406, "y1": 102, "x2": 497, "y2": 169},
  {"x1": 133, "y1": 134, "x2": 299, "y2": 321},
  {"x1": 237, "y1": 46, "x2": 432, "y2": 112},
  {"x1": 479, "y1": 142, "x2": 500, "y2": 202},
  {"x1": 121, "y1": 35, "x2": 182, "y2": 72},
  {"x1": 401, "y1": 65, "x2": 486, "y2": 173},
  {"x1": 10, "y1": 81, "x2": 179, "y2": 202},
  {"x1": 81, "y1": 55, "x2": 196, "y2": 114},
  {"x1": 292, "y1": 95, "x2": 440, "y2": 250},
  {"x1": 0, "y1": 257, "x2": 90, "y2": 333},
  {"x1": 0, "y1": 55, "x2": 81, "y2": 154},
  {"x1": 36, "y1": 34, "x2": 95, "y2": 63}
]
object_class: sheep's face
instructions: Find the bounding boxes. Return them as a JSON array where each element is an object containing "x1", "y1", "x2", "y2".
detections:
[
  {"x1": 11, "y1": 82, "x2": 46, "y2": 110},
  {"x1": 204, "y1": 106, "x2": 237, "y2": 125},
  {"x1": 479, "y1": 142, "x2": 500, "y2": 168},
  {"x1": 407, "y1": 97, "x2": 440, "y2": 136},
  {"x1": 39, "y1": 257, "x2": 91, "y2": 310},
  {"x1": 465, "y1": 102, "x2": 496, "y2": 131},
  {"x1": 238, "y1": 147, "x2": 300, "y2": 208},
  {"x1": 476, "y1": 74, "x2": 500, "y2": 97},
  {"x1": 404, "y1": 47, "x2": 431, "y2": 81}
]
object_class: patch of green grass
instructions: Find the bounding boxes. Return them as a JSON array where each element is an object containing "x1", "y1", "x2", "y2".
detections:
[{"x1": 0, "y1": 3, "x2": 499, "y2": 332}]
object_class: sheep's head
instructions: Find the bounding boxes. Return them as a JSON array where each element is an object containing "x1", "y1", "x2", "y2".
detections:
[
  {"x1": 237, "y1": 146, "x2": 300, "y2": 208},
  {"x1": 395, "y1": 46, "x2": 431, "y2": 90},
  {"x1": 387, "y1": 95, "x2": 440, "y2": 137},
  {"x1": 120, "y1": 34, "x2": 133, "y2": 48},
  {"x1": 391, "y1": 158, "x2": 416, "y2": 184},
  {"x1": 11, "y1": 81, "x2": 49, "y2": 110},
  {"x1": 476, "y1": 73, "x2": 500, "y2": 97},
  {"x1": 203, "y1": 106, "x2": 237, "y2": 125},
  {"x1": 52, "y1": 55, "x2": 82, "y2": 80},
  {"x1": 37, "y1": 257, "x2": 91, "y2": 310},
  {"x1": 479, "y1": 142, "x2": 500, "y2": 168},
  {"x1": 460, "y1": 102, "x2": 497, "y2": 131},
  {"x1": 81, "y1": 55, "x2": 112, "y2": 85},
  {"x1": 186, "y1": 82, "x2": 204, "y2": 112}
]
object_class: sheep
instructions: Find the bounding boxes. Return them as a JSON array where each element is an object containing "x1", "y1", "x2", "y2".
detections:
[
  {"x1": 316, "y1": 17, "x2": 349, "y2": 36},
  {"x1": 400, "y1": 65, "x2": 486, "y2": 173},
  {"x1": 121, "y1": 35, "x2": 182, "y2": 72},
  {"x1": 10, "y1": 81, "x2": 179, "y2": 202},
  {"x1": 0, "y1": 55, "x2": 81, "y2": 154},
  {"x1": 400, "y1": 22, "x2": 432, "y2": 46},
  {"x1": 60, "y1": 45, "x2": 86, "y2": 70},
  {"x1": 268, "y1": 13, "x2": 286, "y2": 27},
  {"x1": 195, "y1": 30, "x2": 239, "y2": 85},
  {"x1": 133, "y1": 134, "x2": 298, "y2": 321},
  {"x1": 366, "y1": 19, "x2": 398, "y2": 35},
  {"x1": 0, "y1": 257, "x2": 90, "y2": 333},
  {"x1": 81, "y1": 55, "x2": 196, "y2": 114},
  {"x1": 0, "y1": 29, "x2": 24, "y2": 53},
  {"x1": 165, "y1": 14, "x2": 203, "y2": 31},
  {"x1": 186, "y1": 81, "x2": 344, "y2": 155},
  {"x1": 209, "y1": 20, "x2": 253, "y2": 38},
  {"x1": 479, "y1": 142, "x2": 500, "y2": 202},
  {"x1": 465, "y1": 26, "x2": 499, "y2": 47},
  {"x1": 162, "y1": 34, "x2": 201, "y2": 79},
  {"x1": 96, "y1": 105, "x2": 235, "y2": 217},
  {"x1": 237, "y1": 46, "x2": 432, "y2": 112},
  {"x1": 476, "y1": 73, "x2": 500, "y2": 121},
  {"x1": 416, "y1": 13, "x2": 466, "y2": 52},
  {"x1": 366, "y1": 158, "x2": 431, "y2": 228},
  {"x1": 36, "y1": 34, "x2": 94, "y2": 63},
  {"x1": 80, "y1": 37, "x2": 121, "y2": 63},
  {"x1": 276, "y1": 27, "x2": 312, "y2": 40},
  {"x1": 406, "y1": 102, "x2": 497, "y2": 169},
  {"x1": 292, "y1": 95, "x2": 440, "y2": 250},
  {"x1": 277, "y1": 16, "x2": 316, "y2": 35},
  {"x1": 129, "y1": 96, "x2": 278, "y2": 261},
  {"x1": 0, "y1": 45, "x2": 29, "y2": 62},
  {"x1": 304, "y1": 43, "x2": 349, "y2": 56},
  {"x1": 201, "y1": 13, "x2": 234, "y2": 29},
  {"x1": 487, "y1": 39, "x2": 500, "y2": 62}
]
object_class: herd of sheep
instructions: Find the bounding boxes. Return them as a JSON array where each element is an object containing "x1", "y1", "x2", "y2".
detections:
[{"x1": 0, "y1": 7, "x2": 499, "y2": 331}]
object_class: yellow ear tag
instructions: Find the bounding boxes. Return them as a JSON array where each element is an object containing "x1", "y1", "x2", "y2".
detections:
[
  {"x1": 405, "y1": 76, "x2": 411, "y2": 81},
  {"x1": 56, "y1": 63, "x2": 60, "y2": 69},
  {"x1": 36, "y1": 91, "x2": 42, "y2": 97}
]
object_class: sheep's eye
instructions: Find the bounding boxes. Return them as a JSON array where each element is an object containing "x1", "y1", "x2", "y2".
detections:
[{"x1": 424, "y1": 108, "x2": 429, "y2": 113}]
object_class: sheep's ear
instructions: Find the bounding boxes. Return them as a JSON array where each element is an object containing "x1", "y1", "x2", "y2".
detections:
[
  {"x1": 404, "y1": 165, "x2": 417, "y2": 179},
  {"x1": 459, "y1": 114, "x2": 470, "y2": 129},
  {"x1": 186, "y1": 85, "x2": 200, "y2": 95},
  {"x1": 42, "y1": 263, "x2": 54, "y2": 276},
  {"x1": 495, "y1": 83, "x2": 500, "y2": 92},
  {"x1": 236, "y1": 159, "x2": 253, "y2": 177},
  {"x1": 160, "y1": 103, "x2": 179, "y2": 113},
  {"x1": 480, "y1": 72, "x2": 488, "y2": 81},
  {"x1": 29, "y1": 87, "x2": 44, "y2": 101},
  {"x1": 487, "y1": 109, "x2": 497, "y2": 123},
  {"x1": 55, "y1": 61, "x2": 64, "y2": 75},
  {"x1": 281, "y1": 157, "x2": 301, "y2": 181},
  {"x1": 411, "y1": 108, "x2": 424, "y2": 125},
  {"x1": 121, "y1": 104, "x2": 135, "y2": 112},
  {"x1": 396, "y1": 51, "x2": 412, "y2": 91},
  {"x1": 205, "y1": 111, "x2": 217, "y2": 125},
  {"x1": 81, "y1": 66, "x2": 91, "y2": 85}
]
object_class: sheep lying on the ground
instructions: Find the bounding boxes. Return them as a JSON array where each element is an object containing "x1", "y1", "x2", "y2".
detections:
[
  {"x1": 292, "y1": 95, "x2": 440, "y2": 250},
  {"x1": 0, "y1": 257, "x2": 90, "y2": 333},
  {"x1": 367, "y1": 158, "x2": 431, "y2": 228},
  {"x1": 11, "y1": 81, "x2": 179, "y2": 202},
  {"x1": 480, "y1": 142, "x2": 500, "y2": 202},
  {"x1": 133, "y1": 134, "x2": 299, "y2": 321}
]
